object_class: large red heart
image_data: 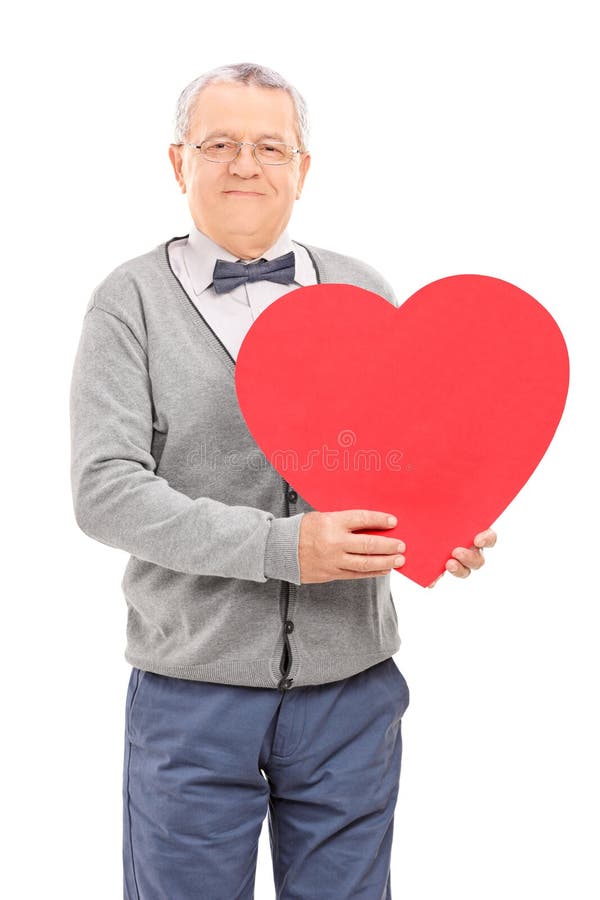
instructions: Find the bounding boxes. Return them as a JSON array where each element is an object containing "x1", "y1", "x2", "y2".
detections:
[{"x1": 235, "y1": 275, "x2": 569, "y2": 587}]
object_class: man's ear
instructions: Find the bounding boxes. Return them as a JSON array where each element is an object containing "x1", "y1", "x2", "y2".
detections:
[
  {"x1": 168, "y1": 144, "x2": 187, "y2": 194},
  {"x1": 296, "y1": 152, "x2": 311, "y2": 199}
]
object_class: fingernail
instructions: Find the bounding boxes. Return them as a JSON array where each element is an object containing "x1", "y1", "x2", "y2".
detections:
[
  {"x1": 387, "y1": 516, "x2": 397, "y2": 526},
  {"x1": 394, "y1": 556, "x2": 404, "y2": 566}
]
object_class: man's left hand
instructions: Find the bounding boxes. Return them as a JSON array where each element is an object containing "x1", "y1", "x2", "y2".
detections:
[{"x1": 427, "y1": 528, "x2": 497, "y2": 588}]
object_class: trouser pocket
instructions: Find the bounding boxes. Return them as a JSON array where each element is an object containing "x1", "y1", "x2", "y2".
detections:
[{"x1": 125, "y1": 667, "x2": 147, "y2": 744}]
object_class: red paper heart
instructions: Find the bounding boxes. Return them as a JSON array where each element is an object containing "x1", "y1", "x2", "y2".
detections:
[{"x1": 235, "y1": 275, "x2": 569, "y2": 587}]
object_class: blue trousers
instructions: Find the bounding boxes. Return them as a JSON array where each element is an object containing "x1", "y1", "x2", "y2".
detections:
[{"x1": 123, "y1": 657, "x2": 410, "y2": 900}]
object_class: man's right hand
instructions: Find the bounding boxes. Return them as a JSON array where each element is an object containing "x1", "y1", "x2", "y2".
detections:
[{"x1": 298, "y1": 510, "x2": 406, "y2": 584}]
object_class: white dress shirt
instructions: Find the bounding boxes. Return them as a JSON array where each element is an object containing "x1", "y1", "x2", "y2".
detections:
[{"x1": 167, "y1": 224, "x2": 318, "y2": 361}]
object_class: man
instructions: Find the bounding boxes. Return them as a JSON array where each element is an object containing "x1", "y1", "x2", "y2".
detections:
[{"x1": 70, "y1": 62, "x2": 496, "y2": 900}]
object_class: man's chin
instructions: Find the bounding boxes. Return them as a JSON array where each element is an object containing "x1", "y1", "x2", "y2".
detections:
[{"x1": 220, "y1": 212, "x2": 272, "y2": 231}]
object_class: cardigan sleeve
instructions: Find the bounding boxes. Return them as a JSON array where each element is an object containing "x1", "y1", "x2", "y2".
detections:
[{"x1": 69, "y1": 303, "x2": 303, "y2": 584}]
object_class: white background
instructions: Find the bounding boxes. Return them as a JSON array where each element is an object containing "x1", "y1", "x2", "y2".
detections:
[{"x1": 2, "y1": 1, "x2": 599, "y2": 897}]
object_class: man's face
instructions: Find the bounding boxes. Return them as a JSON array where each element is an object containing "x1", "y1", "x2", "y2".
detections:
[{"x1": 168, "y1": 82, "x2": 311, "y2": 258}]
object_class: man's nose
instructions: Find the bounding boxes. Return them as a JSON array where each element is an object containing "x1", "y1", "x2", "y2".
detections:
[{"x1": 229, "y1": 143, "x2": 262, "y2": 174}]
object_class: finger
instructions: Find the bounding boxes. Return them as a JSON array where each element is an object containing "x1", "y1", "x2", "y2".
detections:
[
  {"x1": 339, "y1": 510, "x2": 399, "y2": 531},
  {"x1": 446, "y1": 558, "x2": 471, "y2": 578},
  {"x1": 451, "y1": 547, "x2": 485, "y2": 570},
  {"x1": 474, "y1": 528, "x2": 497, "y2": 548},
  {"x1": 337, "y1": 569, "x2": 395, "y2": 578},
  {"x1": 339, "y1": 552, "x2": 405, "y2": 573},
  {"x1": 345, "y1": 532, "x2": 406, "y2": 555}
]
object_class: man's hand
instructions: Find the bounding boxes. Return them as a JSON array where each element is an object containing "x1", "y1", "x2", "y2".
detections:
[
  {"x1": 298, "y1": 510, "x2": 405, "y2": 584},
  {"x1": 427, "y1": 528, "x2": 497, "y2": 588}
]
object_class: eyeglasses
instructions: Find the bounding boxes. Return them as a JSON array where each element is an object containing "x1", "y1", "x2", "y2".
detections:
[{"x1": 177, "y1": 138, "x2": 304, "y2": 166}]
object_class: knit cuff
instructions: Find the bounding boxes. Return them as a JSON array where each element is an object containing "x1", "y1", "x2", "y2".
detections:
[{"x1": 263, "y1": 513, "x2": 305, "y2": 585}]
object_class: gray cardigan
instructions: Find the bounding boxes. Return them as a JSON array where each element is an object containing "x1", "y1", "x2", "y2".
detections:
[{"x1": 69, "y1": 236, "x2": 402, "y2": 690}]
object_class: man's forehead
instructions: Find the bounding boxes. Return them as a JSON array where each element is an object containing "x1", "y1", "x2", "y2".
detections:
[{"x1": 190, "y1": 83, "x2": 297, "y2": 141}]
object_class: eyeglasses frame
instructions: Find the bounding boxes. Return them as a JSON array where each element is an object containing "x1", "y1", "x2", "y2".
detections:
[{"x1": 173, "y1": 139, "x2": 306, "y2": 166}]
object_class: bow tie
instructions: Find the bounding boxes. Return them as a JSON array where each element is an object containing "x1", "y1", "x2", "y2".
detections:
[{"x1": 212, "y1": 250, "x2": 295, "y2": 294}]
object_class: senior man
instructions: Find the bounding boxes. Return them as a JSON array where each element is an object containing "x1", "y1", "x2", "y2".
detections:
[{"x1": 70, "y1": 62, "x2": 496, "y2": 900}]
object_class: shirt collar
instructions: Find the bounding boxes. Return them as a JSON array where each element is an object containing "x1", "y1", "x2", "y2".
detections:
[{"x1": 182, "y1": 224, "x2": 315, "y2": 296}]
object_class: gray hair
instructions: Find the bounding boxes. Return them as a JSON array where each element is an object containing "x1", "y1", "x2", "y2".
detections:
[{"x1": 172, "y1": 62, "x2": 310, "y2": 152}]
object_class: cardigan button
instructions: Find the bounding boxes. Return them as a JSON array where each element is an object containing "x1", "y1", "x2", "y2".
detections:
[
  {"x1": 287, "y1": 489, "x2": 298, "y2": 503},
  {"x1": 285, "y1": 620, "x2": 294, "y2": 634}
]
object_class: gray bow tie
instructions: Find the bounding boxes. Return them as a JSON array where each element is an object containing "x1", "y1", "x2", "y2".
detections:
[{"x1": 212, "y1": 250, "x2": 295, "y2": 294}]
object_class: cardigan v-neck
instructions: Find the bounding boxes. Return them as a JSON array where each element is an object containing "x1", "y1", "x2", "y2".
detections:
[{"x1": 160, "y1": 235, "x2": 324, "y2": 369}]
